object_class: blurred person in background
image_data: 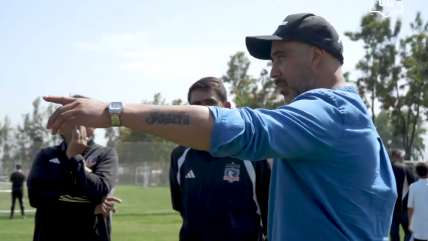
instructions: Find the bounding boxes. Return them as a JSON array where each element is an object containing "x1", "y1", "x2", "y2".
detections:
[
  {"x1": 9, "y1": 164, "x2": 26, "y2": 219},
  {"x1": 390, "y1": 149, "x2": 416, "y2": 241},
  {"x1": 407, "y1": 162, "x2": 428, "y2": 241},
  {"x1": 27, "y1": 95, "x2": 120, "y2": 241},
  {"x1": 169, "y1": 77, "x2": 271, "y2": 241}
]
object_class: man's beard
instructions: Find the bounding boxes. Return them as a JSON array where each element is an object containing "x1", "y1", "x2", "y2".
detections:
[{"x1": 281, "y1": 88, "x2": 300, "y2": 104}]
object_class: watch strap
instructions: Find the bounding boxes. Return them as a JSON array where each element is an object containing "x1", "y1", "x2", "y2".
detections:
[{"x1": 111, "y1": 114, "x2": 121, "y2": 127}]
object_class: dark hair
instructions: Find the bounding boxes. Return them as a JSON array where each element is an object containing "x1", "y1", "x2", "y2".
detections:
[
  {"x1": 415, "y1": 163, "x2": 428, "y2": 177},
  {"x1": 391, "y1": 149, "x2": 403, "y2": 158},
  {"x1": 187, "y1": 77, "x2": 227, "y2": 103},
  {"x1": 16, "y1": 164, "x2": 21, "y2": 169}
]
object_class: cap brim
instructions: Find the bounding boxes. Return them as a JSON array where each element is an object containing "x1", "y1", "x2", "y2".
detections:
[{"x1": 245, "y1": 35, "x2": 287, "y2": 60}]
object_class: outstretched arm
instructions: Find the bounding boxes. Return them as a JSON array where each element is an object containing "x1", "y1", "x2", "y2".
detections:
[
  {"x1": 120, "y1": 91, "x2": 339, "y2": 160},
  {"x1": 122, "y1": 104, "x2": 213, "y2": 151},
  {"x1": 45, "y1": 90, "x2": 340, "y2": 160}
]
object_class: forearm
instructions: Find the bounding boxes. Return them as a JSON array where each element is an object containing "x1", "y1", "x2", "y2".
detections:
[{"x1": 121, "y1": 104, "x2": 214, "y2": 151}]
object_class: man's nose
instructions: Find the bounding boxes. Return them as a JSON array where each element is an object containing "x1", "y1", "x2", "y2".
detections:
[{"x1": 270, "y1": 65, "x2": 280, "y2": 79}]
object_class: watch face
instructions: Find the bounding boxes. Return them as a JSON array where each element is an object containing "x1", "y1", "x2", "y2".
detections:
[{"x1": 109, "y1": 102, "x2": 124, "y2": 114}]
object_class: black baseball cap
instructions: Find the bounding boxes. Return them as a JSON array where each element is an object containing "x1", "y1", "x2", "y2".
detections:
[{"x1": 246, "y1": 13, "x2": 344, "y2": 64}]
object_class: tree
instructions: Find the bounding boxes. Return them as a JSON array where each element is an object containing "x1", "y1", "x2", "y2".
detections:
[
  {"x1": 116, "y1": 93, "x2": 183, "y2": 181},
  {"x1": 222, "y1": 51, "x2": 284, "y2": 109},
  {"x1": 0, "y1": 116, "x2": 14, "y2": 174},
  {"x1": 44, "y1": 103, "x2": 61, "y2": 146},
  {"x1": 345, "y1": 4, "x2": 402, "y2": 123},
  {"x1": 388, "y1": 12, "x2": 428, "y2": 159},
  {"x1": 346, "y1": 7, "x2": 427, "y2": 159},
  {"x1": 105, "y1": 128, "x2": 118, "y2": 148},
  {"x1": 13, "y1": 97, "x2": 51, "y2": 169},
  {"x1": 376, "y1": 110, "x2": 425, "y2": 160}
]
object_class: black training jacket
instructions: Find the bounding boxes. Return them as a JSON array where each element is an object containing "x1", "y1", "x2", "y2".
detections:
[
  {"x1": 391, "y1": 161, "x2": 416, "y2": 212},
  {"x1": 169, "y1": 146, "x2": 271, "y2": 241},
  {"x1": 27, "y1": 140, "x2": 118, "y2": 241},
  {"x1": 10, "y1": 171, "x2": 26, "y2": 192}
]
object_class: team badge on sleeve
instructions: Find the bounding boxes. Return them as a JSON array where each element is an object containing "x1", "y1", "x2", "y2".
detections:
[
  {"x1": 86, "y1": 157, "x2": 98, "y2": 168},
  {"x1": 223, "y1": 163, "x2": 240, "y2": 183}
]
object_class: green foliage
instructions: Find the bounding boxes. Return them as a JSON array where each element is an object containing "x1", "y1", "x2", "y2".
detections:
[
  {"x1": 222, "y1": 51, "x2": 284, "y2": 109},
  {"x1": 116, "y1": 94, "x2": 183, "y2": 175},
  {"x1": 0, "y1": 116, "x2": 14, "y2": 172},
  {"x1": 346, "y1": 7, "x2": 428, "y2": 159},
  {"x1": 376, "y1": 111, "x2": 425, "y2": 160},
  {"x1": 344, "y1": 4, "x2": 402, "y2": 122},
  {"x1": 0, "y1": 97, "x2": 57, "y2": 173}
]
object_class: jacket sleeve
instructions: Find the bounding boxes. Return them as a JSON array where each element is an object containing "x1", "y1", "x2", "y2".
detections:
[
  {"x1": 27, "y1": 150, "x2": 59, "y2": 208},
  {"x1": 208, "y1": 90, "x2": 341, "y2": 161},
  {"x1": 255, "y1": 160, "x2": 271, "y2": 237},
  {"x1": 68, "y1": 147, "x2": 118, "y2": 204},
  {"x1": 169, "y1": 147, "x2": 184, "y2": 217},
  {"x1": 405, "y1": 165, "x2": 416, "y2": 185}
]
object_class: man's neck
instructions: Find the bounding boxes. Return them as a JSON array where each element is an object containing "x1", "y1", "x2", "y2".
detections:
[{"x1": 317, "y1": 69, "x2": 347, "y2": 90}]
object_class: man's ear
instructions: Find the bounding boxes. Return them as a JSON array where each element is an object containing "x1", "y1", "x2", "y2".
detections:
[
  {"x1": 311, "y1": 47, "x2": 324, "y2": 67},
  {"x1": 224, "y1": 101, "x2": 231, "y2": 109}
]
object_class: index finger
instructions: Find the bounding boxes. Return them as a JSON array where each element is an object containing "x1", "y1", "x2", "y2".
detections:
[
  {"x1": 106, "y1": 197, "x2": 122, "y2": 203},
  {"x1": 45, "y1": 99, "x2": 77, "y2": 130},
  {"x1": 43, "y1": 96, "x2": 76, "y2": 105}
]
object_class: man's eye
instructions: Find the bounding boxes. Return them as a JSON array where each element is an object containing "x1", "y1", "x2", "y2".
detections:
[{"x1": 272, "y1": 56, "x2": 285, "y2": 63}]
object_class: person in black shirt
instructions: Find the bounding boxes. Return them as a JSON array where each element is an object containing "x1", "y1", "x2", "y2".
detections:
[
  {"x1": 169, "y1": 77, "x2": 271, "y2": 241},
  {"x1": 27, "y1": 95, "x2": 119, "y2": 241},
  {"x1": 9, "y1": 164, "x2": 26, "y2": 219},
  {"x1": 390, "y1": 149, "x2": 416, "y2": 241}
]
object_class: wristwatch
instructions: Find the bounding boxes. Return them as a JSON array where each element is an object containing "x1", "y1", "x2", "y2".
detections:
[{"x1": 108, "y1": 102, "x2": 125, "y2": 127}]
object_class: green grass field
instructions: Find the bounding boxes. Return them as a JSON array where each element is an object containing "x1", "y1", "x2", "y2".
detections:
[
  {"x1": 0, "y1": 184, "x2": 182, "y2": 241},
  {"x1": 0, "y1": 183, "x2": 405, "y2": 241}
]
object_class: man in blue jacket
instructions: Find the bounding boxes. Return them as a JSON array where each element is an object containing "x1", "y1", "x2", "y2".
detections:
[{"x1": 43, "y1": 13, "x2": 397, "y2": 241}]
